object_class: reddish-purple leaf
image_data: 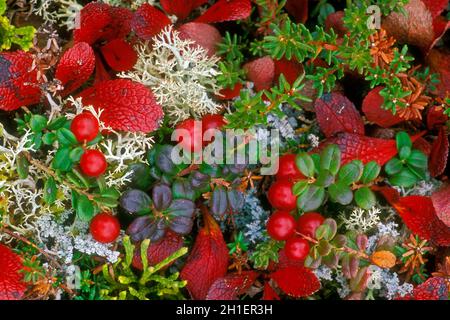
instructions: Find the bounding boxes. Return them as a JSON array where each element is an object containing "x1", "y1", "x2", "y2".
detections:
[
  {"x1": 429, "y1": 127, "x2": 449, "y2": 177},
  {"x1": 432, "y1": 183, "x2": 450, "y2": 228},
  {"x1": 206, "y1": 271, "x2": 258, "y2": 300},
  {"x1": 131, "y1": 3, "x2": 171, "y2": 40},
  {"x1": 270, "y1": 266, "x2": 320, "y2": 298},
  {"x1": 195, "y1": 0, "x2": 251, "y2": 24},
  {"x1": 362, "y1": 87, "x2": 403, "y2": 128}
]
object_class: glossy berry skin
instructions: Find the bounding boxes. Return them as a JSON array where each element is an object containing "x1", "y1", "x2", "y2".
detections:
[
  {"x1": 276, "y1": 154, "x2": 305, "y2": 181},
  {"x1": 70, "y1": 112, "x2": 99, "y2": 143},
  {"x1": 267, "y1": 179, "x2": 297, "y2": 211},
  {"x1": 296, "y1": 212, "x2": 325, "y2": 239},
  {"x1": 80, "y1": 149, "x2": 108, "y2": 177},
  {"x1": 266, "y1": 211, "x2": 296, "y2": 241},
  {"x1": 90, "y1": 213, "x2": 121, "y2": 243},
  {"x1": 175, "y1": 118, "x2": 203, "y2": 153},
  {"x1": 284, "y1": 237, "x2": 310, "y2": 261},
  {"x1": 201, "y1": 114, "x2": 226, "y2": 146}
]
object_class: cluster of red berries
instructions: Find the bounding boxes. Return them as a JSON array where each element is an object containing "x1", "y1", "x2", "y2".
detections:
[
  {"x1": 70, "y1": 112, "x2": 107, "y2": 177},
  {"x1": 175, "y1": 114, "x2": 226, "y2": 153},
  {"x1": 71, "y1": 113, "x2": 120, "y2": 243},
  {"x1": 266, "y1": 154, "x2": 324, "y2": 261}
]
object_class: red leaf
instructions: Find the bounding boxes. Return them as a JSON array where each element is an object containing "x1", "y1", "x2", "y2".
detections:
[
  {"x1": 100, "y1": 39, "x2": 138, "y2": 72},
  {"x1": 318, "y1": 132, "x2": 423, "y2": 165},
  {"x1": 131, "y1": 3, "x2": 171, "y2": 40},
  {"x1": 243, "y1": 56, "x2": 275, "y2": 92},
  {"x1": 262, "y1": 282, "x2": 280, "y2": 300},
  {"x1": 270, "y1": 266, "x2": 320, "y2": 298},
  {"x1": 377, "y1": 187, "x2": 450, "y2": 246},
  {"x1": 206, "y1": 271, "x2": 258, "y2": 300},
  {"x1": 421, "y1": 0, "x2": 449, "y2": 19},
  {"x1": 218, "y1": 83, "x2": 243, "y2": 100},
  {"x1": 427, "y1": 106, "x2": 449, "y2": 130},
  {"x1": 74, "y1": 2, "x2": 112, "y2": 45},
  {"x1": 180, "y1": 211, "x2": 229, "y2": 300},
  {"x1": 429, "y1": 16, "x2": 450, "y2": 52},
  {"x1": 94, "y1": 53, "x2": 112, "y2": 83},
  {"x1": 274, "y1": 58, "x2": 304, "y2": 85},
  {"x1": 178, "y1": 22, "x2": 222, "y2": 57},
  {"x1": 0, "y1": 244, "x2": 26, "y2": 300},
  {"x1": 429, "y1": 127, "x2": 449, "y2": 177},
  {"x1": 102, "y1": 6, "x2": 133, "y2": 42},
  {"x1": 132, "y1": 231, "x2": 184, "y2": 270},
  {"x1": 426, "y1": 49, "x2": 450, "y2": 99},
  {"x1": 195, "y1": 0, "x2": 251, "y2": 24},
  {"x1": 277, "y1": 249, "x2": 305, "y2": 269},
  {"x1": 325, "y1": 11, "x2": 347, "y2": 37},
  {"x1": 432, "y1": 183, "x2": 450, "y2": 228},
  {"x1": 0, "y1": 51, "x2": 41, "y2": 111},
  {"x1": 314, "y1": 92, "x2": 365, "y2": 137},
  {"x1": 285, "y1": 0, "x2": 309, "y2": 23},
  {"x1": 412, "y1": 137, "x2": 432, "y2": 156},
  {"x1": 77, "y1": 79, "x2": 163, "y2": 133},
  {"x1": 413, "y1": 277, "x2": 448, "y2": 300},
  {"x1": 55, "y1": 42, "x2": 95, "y2": 96},
  {"x1": 362, "y1": 87, "x2": 403, "y2": 128},
  {"x1": 161, "y1": 0, "x2": 208, "y2": 20}
]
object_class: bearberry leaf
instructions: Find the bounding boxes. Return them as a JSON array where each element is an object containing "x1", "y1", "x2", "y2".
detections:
[
  {"x1": 270, "y1": 266, "x2": 320, "y2": 298},
  {"x1": 195, "y1": 0, "x2": 252, "y2": 24},
  {"x1": 206, "y1": 271, "x2": 258, "y2": 300},
  {"x1": 429, "y1": 127, "x2": 449, "y2": 177},
  {"x1": 161, "y1": 0, "x2": 208, "y2": 20},
  {"x1": 0, "y1": 244, "x2": 27, "y2": 300},
  {"x1": 431, "y1": 183, "x2": 450, "y2": 227},
  {"x1": 362, "y1": 87, "x2": 403, "y2": 128},
  {"x1": 100, "y1": 39, "x2": 137, "y2": 72},
  {"x1": 131, "y1": 3, "x2": 171, "y2": 40}
]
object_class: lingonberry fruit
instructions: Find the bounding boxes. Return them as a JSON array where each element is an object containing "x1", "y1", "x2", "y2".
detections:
[
  {"x1": 284, "y1": 237, "x2": 310, "y2": 261},
  {"x1": 70, "y1": 112, "x2": 99, "y2": 143},
  {"x1": 267, "y1": 179, "x2": 297, "y2": 211},
  {"x1": 296, "y1": 212, "x2": 325, "y2": 239},
  {"x1": 80, "y1": 149, "x2": 107, "y2": 177},
  {"x1": 202, "y1": 114, "x2": 226, "y2": 146},
  {"x1": 266, "y1": 211, "x2": 296, "y2": 241},
  {"x1": 276, "y1": 153, "x2": 305, "y2": 181},
  {"x1": 175, "y1": 118, "x2": 203, "y2": 153},
  {"x1": 90, "y1": 213, "x2": 120, "y2": 243}
]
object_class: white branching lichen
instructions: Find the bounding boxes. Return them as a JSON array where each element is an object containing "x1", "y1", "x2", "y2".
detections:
[
  {"x1": 341, "y1": 207, "x2": 381, "y2": 232},
  {"x1": 119, "y1": 26, "x2": 222, "y2": 125},
  {"x1": 30, "y1": 0, "x2": 83, "y2": 30}
]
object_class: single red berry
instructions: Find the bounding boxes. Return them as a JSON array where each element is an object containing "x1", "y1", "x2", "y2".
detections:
[
  {"x1": 296, "y1": 212, "x2": 325, "y2": 239},
  {"x1": 90, "y1": 212, "x2": 121, "y2": 243},
  {"x1": 201, "y1": 114, "x2": 226, "y2": 146},
  {"x1": 284, "y1": 237, "x2": 310, "y2": 261},
  {"x1": 276, "y1": 153, "x2": 305, "y2": 181},
  {"x1": 80, "y1": 149, "x2": 108, "y2": 177},
  {"x1": 267, "y1": 179, "x2": 297, "y2": 211},
  {"x1": 175, "y1": 118, "x2": 203, "y2": 153},
  {"x1": 71, "y1": 112, "x2": 99, "y2": 143},
  {"x1": 266, "y1": 211, "x2": 296, "y2": 241}
]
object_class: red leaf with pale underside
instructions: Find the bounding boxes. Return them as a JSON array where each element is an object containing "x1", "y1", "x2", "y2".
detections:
[
  {"x1": 178, "y1": 22, "x2": 222, "y2": 57},
  {"x1": 432, "y1": 183, "x2": 450, "y2": 228},
  {"x1": 206, "y1": 271, "x2": 258, "y2": 300},
  {"x1": 426, "y1": 49, "x2": 450, "y2": 99},
  {"x1": 270, "y1": 266, "x2": 320, "y2": 298},
  {"x1": 195, "y1": 0, "x2": 251, "y2": 24},
  {"x1": 180, "y1": 211, "x2": 229, "y2": 300},
  {"x1": 362, "y1": 87, "x2": 403, "y2": 128},
  {"x1": 377, "y1": 187, "x2": 450, "y2": 246},
  {"x1": 55, "y1": 42, "x2": 95, "y2": 96},
  {"x1": 429, "y1": 127, "x2": 449, "y2": 177},
  {"x1": 132, "y1": 231, "x2": 184, "y2": 270},
  {"x1": 161, "y1": 0, "x2": 207, "y2": 20},
  {"x1": 314, "y1": 92, "x2": 365, "y2": 137},
  {"x1": 131, "y1": 3, "x2": 171, "y2": 40},
  {"x1": 243, "y1": 56, "x2": 275, "y2": 92},
  {"x1": 0, "y1": 51, "x2": 41, "y2": 111},
  {"x1": 100, "y1": 39, "x2": 137, "y2": 72},
  {"x1": 0, "y1": 244, "x2": 26, "y2": 300},
  {"x1": 73, "y1": 2, "x2": 112, "y2": 45},
  {"x1": 77, "y1": 79, "x2": 163, "y2": 133}
]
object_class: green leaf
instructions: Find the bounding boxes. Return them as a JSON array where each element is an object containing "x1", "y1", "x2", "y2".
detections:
[
  {"x1": 47, "y1": 117, "x2": 68, "y2": 130},
  {"x1": 406, "y1": 150, "x2": 428, "y2": 169},
  {"x1": 315, "y1": 169, "x2": 335, "y2": 187},
  {"x1": 16, "y1": 154, "x2": 29, "y2": 179},
  {"x1": 42, "y1": 132, "x2": 57, "y2": 145},
  {"x1": 388, "y1": 167, "x2": 419, "y2": 187},
  {"x1": 385, "y1": 157, "x2": 403, "y2": 175},
  {"x1": 43, "y1": 177, "x2": 57, "y2": 205},
  {"x1": 69, "y1": 147, "x2": 85, "y2": 162},
  {"x1": 360, "y1": 161, "x2": 380, "y2": 184},
  {"x1": 297, "y1": 185, "x2": 325, "y2": 212},
  {"x1": 293, "y1": 180, "x2": 309, "y2": 196},
  {"x1": 320, "y1": 144, "x2": 341, "y2": 175},
  {"x1": 398, "y1": 146, "x2": 411, "y2": 160},
  {"x1": 30, "y1": 115, "x2": 47, "y2": 132},
  {"x1": 57, "y1": 128, "x2": 78, "y2": 146},
  {"x1": 407, "y1": 165, "x2": 428, "y2": 181},
  {"x1": 295, "y1": 152, "x2": 315, "y2": 177},
  {"x1": 52, "y1": 147, "x2": 73, "y2": 172},
  {"x1": 396, "y1": 131, "x2": 412, "y2": 151},
  {"x1": 338, "y1": 162, "x2": 362, "y2": 185},
  {"x1": 73, "y1": 192, "x2": 95, "y2": 221},
  {"x1": 354, "y1": 187, "x2": 376, "y2": 210},
  {"x1": 328, "y1": 183, "x2": 353, "y2": 205}
]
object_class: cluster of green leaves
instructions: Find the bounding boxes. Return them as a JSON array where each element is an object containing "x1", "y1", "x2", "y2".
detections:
[
  {"x1": 216, "y1": 32, "x2": 247, "y2": 89},
  {"x1": 294, "y1": 144, "x2": 381, "y2": 211},
  {"x1": 225, "y1": 74, "x2": 311, "y2": 129},
  {"x1": 0, "y1": 0, "x2": 35, "y2": 51},
  {"x1": 100, "y1": 236, "x2": 187, "y2": 300},
  {"x1": 15, "y1": 113, "x2": 120, "y2": 221},
  {"x1": 384, "y1": 132, "x2": 429, "y2": 188},
  {"x1": 249, "y1": 239, "x2": 284, "y2": 269}
]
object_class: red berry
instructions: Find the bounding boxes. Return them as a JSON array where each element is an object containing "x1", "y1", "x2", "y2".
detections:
[
  {"x1": 80, "y1": 149, "x2": 108, "y2": 177},
  {"x1": 90, "y1": 212, "x2": 121, "y2": 243},
  {"x1": 175, "y1": 118, "x2": 203, "y2": 153},
  {"x1": 201, "y1": 114, "x2": 226, "y2": 146},
  {"x1": 267, "y1": 179, "x2": 297, "y2": 211},
  {"x1": 276, "y1": 154, "x2": 305, "y2": 181},
  {"x1": 284, "y1": 237, "x2": 310, "y2": 261},
  {"x1": 266, "y1": 211, "x2": 296, "y2": 241},
  {"x1": 296, "y1": 212, "x2": 325, "y2": 239},
  {"x1": 71, "y1": 112, "x2": 99, "y2": 143}
]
